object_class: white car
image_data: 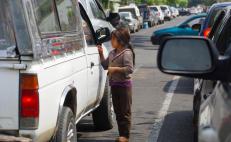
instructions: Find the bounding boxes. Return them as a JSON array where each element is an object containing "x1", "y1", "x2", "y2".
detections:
[
  {"x1": 160, "y1": 5, "x2": 172, "y2": 21},
  {"x1": 149, "y1": 5, "x2": 165, "y2": 24},
  {"x1": 0, "y1": 0, "x2": 115, "y2": 141},
  {"x1": 119, "y1": 12, "x2": 139, "y2": 32},
  {"x1": 118, "y1": 4, "x2": 144, "y2": 29}
]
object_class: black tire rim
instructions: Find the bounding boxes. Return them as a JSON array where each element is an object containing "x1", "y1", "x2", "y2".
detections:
[{"x1": 67, "y1": 118, "x2": 75, "y2": 142}]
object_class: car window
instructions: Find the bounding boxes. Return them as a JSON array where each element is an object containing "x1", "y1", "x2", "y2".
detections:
[
  {"x1": 89, "y1": 0, "x2": 106, "y2": 20},
  {"x1": 209, "y1": 10, "x2": 225, "y2": 39},
  {"x1": 0, "y1": 1, "x2": 16, "y2": 55},
  {"x1": 55, "y1": 0, "x2": 77, "y2": 32},
  {"x1": 208, "y1": 7, "x2": 223, "y2": 28},
  {"x1": 216, "y1": 15, "x2": 231, "y2": 54},
  {"x1": 81, "y1": 17, "x2": 95, "y2": 46},
  {"x1": 32, "y1": 0, "x2": 60, "y2": 33},
  {"x1": 187, "y1": 17, "x2": 205, "y2": 27}
]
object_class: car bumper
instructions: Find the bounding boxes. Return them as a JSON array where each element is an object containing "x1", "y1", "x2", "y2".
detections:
[{"x1": 151, "y1": 35, "x2": 160, "y2": 45}]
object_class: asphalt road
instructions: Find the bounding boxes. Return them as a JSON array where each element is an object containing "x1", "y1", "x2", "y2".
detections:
[{"x1": 77, "y1": 16, "x2": 194, "y2": 142}]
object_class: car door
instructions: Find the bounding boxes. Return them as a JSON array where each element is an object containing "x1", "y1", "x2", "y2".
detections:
[{"x1": 80, "y1": 7, "x2": 101, "y2": 106}]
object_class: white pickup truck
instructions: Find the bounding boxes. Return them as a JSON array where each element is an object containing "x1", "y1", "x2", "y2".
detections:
[{"x1": 0, "y1": 0, "x2": 116, "y2": 141}]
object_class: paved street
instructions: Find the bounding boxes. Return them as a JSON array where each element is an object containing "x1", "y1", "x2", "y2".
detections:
[{"x1": 77, "y1": 16, "x2": 194, "y2": 142}]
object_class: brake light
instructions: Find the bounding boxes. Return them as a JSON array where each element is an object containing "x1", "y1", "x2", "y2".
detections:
[
  {"x1": 20, "y1": 74, "x2": 39, "y2": 129},
  {"x1": 203, "y1": 27, "x2": 211, "y2": 37}
]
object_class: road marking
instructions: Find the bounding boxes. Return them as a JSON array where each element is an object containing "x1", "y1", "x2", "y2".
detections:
[{"x1": 146, "y1": 76, "x2": 180, "y2": 142}]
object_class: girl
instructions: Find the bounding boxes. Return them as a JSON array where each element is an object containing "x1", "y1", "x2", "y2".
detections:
[{"x1": 98, "y1": 28, "x2": 135, "y2": 142}]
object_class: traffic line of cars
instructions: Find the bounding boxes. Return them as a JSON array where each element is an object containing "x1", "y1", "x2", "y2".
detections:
[
  {"x1": 117, "y1": 3, "x2": 182, "y2": 33},
  {"x1": 157, "y1": 2, "x2": 231, "y2": 142},
  {"x1": 0, "y1": 0, "x2": 121, "y2": 141}
]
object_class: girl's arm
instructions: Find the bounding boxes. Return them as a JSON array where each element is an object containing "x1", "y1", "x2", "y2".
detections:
[{"x1": 98, "y1": 45, "x2": 109, "y2": 70}]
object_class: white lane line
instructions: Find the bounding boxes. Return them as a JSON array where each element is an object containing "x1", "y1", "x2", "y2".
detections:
[{"x1": 146, "y1": 76, "x2": 180, "y2": 142}]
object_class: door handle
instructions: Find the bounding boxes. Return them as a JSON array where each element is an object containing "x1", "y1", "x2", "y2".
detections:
[{"x1": 90, "y1": 62, "x2": 95, "y2": 68}]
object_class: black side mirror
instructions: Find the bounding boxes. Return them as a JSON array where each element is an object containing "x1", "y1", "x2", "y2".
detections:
[
  {"x1": 96, "y1": 27, "x2": 111, "y2": 45},
  {"x1": 192, "y1": 23, "x2": 201, "y2": 31},
  {"x1": 157, "y1": 36, "x2": 218, "y2": 78}
]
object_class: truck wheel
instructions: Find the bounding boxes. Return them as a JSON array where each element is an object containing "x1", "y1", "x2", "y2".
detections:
[
  {"x1": 92, "y1": 80, "x2": 113, "y2": 130},
  {"x1": 55, "y1": 107, "x2": 77, "y2": 142}
]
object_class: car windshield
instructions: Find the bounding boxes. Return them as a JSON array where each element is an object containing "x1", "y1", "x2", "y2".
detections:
[
  {"x1": 161, "y1": 7, "x2": 167, "y2": 11},
  {"x1": 0, "y1": 1, "x2": 16, "y2": 57},
  {"x1": 150, "y1": 7, "x2": 158, "y2": 12},
  {"x1": 120, "y1": 13, "x2": 130, "y2": 18}
]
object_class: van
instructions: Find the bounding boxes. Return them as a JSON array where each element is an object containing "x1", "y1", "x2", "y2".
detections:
[
  {"x1": 118, "y1": 4, "x2": 143, "y2": 29},
  {"x1": 0, "y1": 0, "x2": 113, "y2": 141}
]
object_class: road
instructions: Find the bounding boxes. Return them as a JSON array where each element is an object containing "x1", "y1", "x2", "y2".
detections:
[{"x1": 77, "y1": 16, "x2": 194, "y2": 142}]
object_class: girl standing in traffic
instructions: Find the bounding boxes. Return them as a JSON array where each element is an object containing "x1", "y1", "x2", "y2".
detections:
[{"x1": 98, "y1": 28, "x2": 135, "y2": 142}]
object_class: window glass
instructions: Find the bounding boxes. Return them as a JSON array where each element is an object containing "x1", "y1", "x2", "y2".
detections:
[
  {"x1": 33, "y1": 0, "x2": 60, "y2": 33},
  {"x1": 55, "y1": 0, "x2": 77, "y2": 31},
  {"x1": 82, "y1": 18, "x2": 95, "y2": 46},
  {"x1": 90, "y1": 0, "x2": 105, "y2": 20},
  {"x1": 216, "y1": 17, "x2": 231, "y2": 54},
  {"x1": 187, "y1": 17, "x2": 205, "y2": 27},
  {"x1": 0, "y1": 1, "x2": 16, "y2": 57}
]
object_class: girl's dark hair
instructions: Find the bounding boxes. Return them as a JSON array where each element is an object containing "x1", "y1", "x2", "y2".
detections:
[{"x1": 111, "y1": 28, "x2": 135, "y2": 65}]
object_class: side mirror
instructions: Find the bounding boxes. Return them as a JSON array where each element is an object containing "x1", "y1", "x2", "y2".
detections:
[
  {"x1": 192, "y1": 23, "x2": 201, "y2": 31},
  {"x1": 95, "y1": 27, "x2": 111, "y2": 45},
  {"x1": 157, "y1": 36, "x2": 218, "y2": 77}
]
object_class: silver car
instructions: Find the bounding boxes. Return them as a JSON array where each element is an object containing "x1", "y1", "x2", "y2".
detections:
[{"x1": 119, "y1": 12, "x2": 139, "y2": 33}]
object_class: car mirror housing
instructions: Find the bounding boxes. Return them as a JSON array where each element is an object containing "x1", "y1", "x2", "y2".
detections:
[
  {"x1": 157, "y1": 36, "x2": 219, "y2": 78},
  {"x1": 95, "y1": 27, "x2": 111, "y2": 45}
]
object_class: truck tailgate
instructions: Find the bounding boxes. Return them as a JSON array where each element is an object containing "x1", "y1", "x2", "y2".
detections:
[{"x1": 0, "y1": 61, "x2": 20, "y2": 130}]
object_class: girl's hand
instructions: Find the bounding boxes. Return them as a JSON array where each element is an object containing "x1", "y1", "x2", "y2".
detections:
[
  {"x1": 108, "y1": 67, "x2": 117, "y2": 75},
  {"x1": 97, "y1": 44, "x2": 103, "y2": 55}
]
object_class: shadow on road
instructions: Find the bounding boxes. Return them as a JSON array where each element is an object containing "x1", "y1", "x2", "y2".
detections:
[
  {"x1": 157, "y1": 111, "x2": 194, "y2": 142},
  {"x1": 163, "y1": 77, "x2": 194, "y2": 95}
]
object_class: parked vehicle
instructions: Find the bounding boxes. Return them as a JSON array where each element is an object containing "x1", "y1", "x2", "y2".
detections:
[
  {"x1": 138, "y1": 4, "x2": 158, "y2": 27},
  {"x1": 189, "y1": 7, "x2": 199, "y2": 14},
  {"x1": 149, "y1": 5, "x2": 165, "y2": 24},
  {"x1": 160, "y1": 5, "x2": 172, "y2": 21},
  {"x1": 159, "y1": 6, "x2": 231, "y2": 142},
  {"x1": 118, "y1": 4, "x2": 143, "y2": 29},
  {"x1": 151, "y1": 13, "x2": 206, "y2": 45},
  {"x1": 170, "y1": 7, "x2": 179, "y2": 18},
  {"x1": 199, "y1": 2, "x2": 231, "y2": 37},
  {"x1": 178, "y1": 8, "x2": 190, "y2": 16},
  {"x1": 0, "y1": 0, "x2": 117, "y2": 141},
  {"x1": 192, "y1": 5, "x2": 231, "y2": 142},
  {"x1": 119, "y1": 12, "x2": 139, "y2": 33}
]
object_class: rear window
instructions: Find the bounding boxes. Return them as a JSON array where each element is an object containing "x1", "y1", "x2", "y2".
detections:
[
  {"x1": 161, "y1": 7, "x2": 167, "y2": 11},
  {"x1": 0, "y1": 2, "x2": 16, "y2": 56},
  {"x1": 119, "y1": 13, "x2": 130, "y2": 18},
  {"x1": 150, "y1": 7, "x2": 158, "y2": 11}
]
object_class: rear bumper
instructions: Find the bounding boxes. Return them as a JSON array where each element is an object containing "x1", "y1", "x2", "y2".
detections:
[{"x1": 151, "y1": 35, "x2": 160, "y2": 45}]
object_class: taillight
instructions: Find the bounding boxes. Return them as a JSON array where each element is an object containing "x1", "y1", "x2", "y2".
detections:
[
  {"x1": 20, "y1": 74, "x2": 39, "y2": 129},
  {"x1": 203, "y1": 27, "x2": 211, "y2": 37}
]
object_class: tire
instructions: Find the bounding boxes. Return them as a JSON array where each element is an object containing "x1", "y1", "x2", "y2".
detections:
[
  {"x1": 92, "y1": 79, "x2": 113, "y2": 130},
  {"x1": 55, "y1": 107, "x2": 77, "y2": 142}
]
